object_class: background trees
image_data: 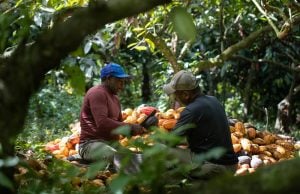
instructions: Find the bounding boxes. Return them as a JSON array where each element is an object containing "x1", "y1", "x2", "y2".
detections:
[{"x1": 0, "y1": 0, "x2": 299, "y2": 192}]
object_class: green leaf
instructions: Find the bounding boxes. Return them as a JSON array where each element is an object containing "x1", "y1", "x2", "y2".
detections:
[
  {"x1": 145, "y1": 38, "x2": 155, "y2": 52},
  {"x1": 109, "y1": 174, "x2": 131, "y2": 194},
  {"x1": 112, "y1": 125, "x2": 131, "y2": 137},
  {"x1": 151, "y1": 128, "x2": 183, "y2": 146},
  {"x1": 192, "y1": 147, "x2": 226, "y2": 163},
  {"x1": 65, "y1": 165, "x2": 81, "y2": 177},
  {"x1": 134, "y1": 45, "x2": 147, "y2": 51},
  {"x1": 132, "y1": 27, "x2": 144, "y2": 32},
  {"x1": 84, "y1": 41, "x2": 92, "y2": 54},
  {"x1": 221, "y1": 62, "x2": 230, "y2": 78},
  {"x1": 70, "y1": 47, "x2": 84, "y2": 57},
  {"x1": 137, "y1": 30, "x2": 146, "y2": 38},
  {"x1": 0, "y1": 172, "x2": 14, "y2": 190},
  {"x1": 84, "y1": 162, "x2": 106, "y2": 179},
  {"x1": 127, "y1": 42, "x2": 138, "y2": 48},
  {"x1": 63, "y1": 66, "x2": 85, "y2": 95},
  {"x1": 170, "y1": 6, "x2": 196, "y2": 42},
  {"x1": 3, "y1": 156, "x2": 19, "y2": 167}
]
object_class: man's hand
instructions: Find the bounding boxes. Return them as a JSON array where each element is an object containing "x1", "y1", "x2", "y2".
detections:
[
  {"x1": 141, "y1": 115, "x2": 158, "y2": 130},
  {"x1": 130, "y1": 124, "x2": 146, "y2": 136}
]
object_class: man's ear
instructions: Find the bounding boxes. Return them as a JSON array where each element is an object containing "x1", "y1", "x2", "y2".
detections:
[{"x1": 182, "y1": 91, "x2": 190, "y2": 99}]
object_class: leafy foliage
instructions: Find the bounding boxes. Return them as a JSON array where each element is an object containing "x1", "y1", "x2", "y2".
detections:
[
  {"x1": 13, "y1": 125, "x2": 229, "y2": 194},
  {"x1": 170, "y1": 6, "x2": 196, "y2": 42},
  {"x1": 16, "y1": 158, "x2": 107, "y2": 194},
  {"x1": 21, "y1": 81, "x2": 82, "y2": 144}
]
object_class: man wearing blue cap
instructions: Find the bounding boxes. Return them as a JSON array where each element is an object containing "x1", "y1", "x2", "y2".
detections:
[{"x1": 79, "y1": 63, "x2": 145, "y2": 165}]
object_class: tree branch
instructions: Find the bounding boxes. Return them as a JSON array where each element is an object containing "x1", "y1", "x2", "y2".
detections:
[
  {"x1": 231, "y1": 55, "x2": 300, "y2": 73},
  {"x1": 251, "y1": 0, "x2": 280, "y2": 36},
  {"x1": 146, "y1": 33, "x2": 181, "y2": 73},
  {"x1": 178, "y1": 41, "x2": 191, "y2": 60},
  {"x1": 2, "y1": 0, "x2": 171, "y2": 95},
  {"x1": 195, "y1": 25, "x2": 272, "y2": 73},
  {"x1": 195, "y1": 15, "x2": 300, "y2": 73}
]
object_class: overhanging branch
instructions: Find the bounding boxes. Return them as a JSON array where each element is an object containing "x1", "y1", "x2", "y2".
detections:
[
  {"x1": 195, "y1": 15, "x2": 300, "y2": 73},
  {"x1": 146, "y1": 33, "x2": 181, "y2": 73},
  {"x1": 1, "y1": 0, "x2": 171, "y2": 94},
  {"x1": 231, "y1": 55, "x2": 300, "y2": 73},
  {"x1": 195, "y1": 25, "x2": 272, "y2": 73}
]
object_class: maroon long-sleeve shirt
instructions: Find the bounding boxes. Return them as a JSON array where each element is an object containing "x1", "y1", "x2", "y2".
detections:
[{"x1": 79, "y1": 84, "x2": 126, "y2": 143}]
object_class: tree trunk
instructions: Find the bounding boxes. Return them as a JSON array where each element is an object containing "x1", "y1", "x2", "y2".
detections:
[
  {"x1": 142, "y1": 62, "x2": 151, "y2": 103},
  {"x1": 274, "y1": 73, "x2": 300, "y2": 133},
  {"x1": 242, "y1": 64, "x2": 255, "y2": 121},
  {"x1": 275, "y1": 97, "x2": 291, "y2": 133}
]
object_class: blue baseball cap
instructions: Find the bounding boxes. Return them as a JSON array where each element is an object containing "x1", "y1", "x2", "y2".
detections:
[{"x1": 100, "y1": 63, "x2": 130, "y2": 79}]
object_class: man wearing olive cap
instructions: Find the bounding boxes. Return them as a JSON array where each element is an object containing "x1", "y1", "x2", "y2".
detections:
[{"x1": 163, "y1": 70, "x2": 238, "y2": 179}]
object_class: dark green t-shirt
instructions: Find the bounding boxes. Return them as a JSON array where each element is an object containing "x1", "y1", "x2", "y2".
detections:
[{"x1": 172, "y1": 95, "x2": 238, "y2": 165}]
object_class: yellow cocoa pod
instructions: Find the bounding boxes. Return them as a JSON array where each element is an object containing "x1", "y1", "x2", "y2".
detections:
[
  {"x1": 266, "y1": 144, "x2": 277, "y2": 152},
  {"x1": 68, "y1": 149, "x2": 78, "y2": 156},
  {"x1": 250, "y1": 144, "x2": 260, "y2": 154},
  {"x1": 137, "y1": 113, "x2": 147, "y2": 124},
  {"x1": 275, "y1": 140, "x2": 294, "y2": 151},
  {"x1": 231, "y1": 134, "x2": 239, "y2": 144},
  {"x1": 273, "y1": 151, "x2": 284, "y2": 160},
  {"x1": 162, "y1": 111, "x2": 175, "y2": 119},
  {"x1": 275, "y1": 145, "x2": 286, "y2": 155},
  {"x1": 262, "y1": 150, "x2": 273, "y2": 157},
  {"x1": 235, "y1": 167, "x2": 248, "y2": 176},
  {"x1": 176, "y1": 107, "x2": 185, "y2": 113},
  {"x1": 174, "y1": 112, "x2": 180, "y2": 119},
  {"x1": 119, "y1": 137, "x2": 129, "y2": 147},
  {"x1": 229, "y1": 126, "x2": 235, "y2": 133},
  {"x1": 258, "y1": 145, "x2": 267, "y2": 153},
  {"x1": 233, "y1": 131, "x2": 244, "y2": 138},
  {"x1": 54, "y1": 154, "x2": 66, "y2": 159},
  {"x1": 162, "y1": 119, "x2": 177, "y2": 131},
  {"x1": 62, "y1": 147, "x2": 69, "y2": 157},
  {"x1": 124, "y1": 115, "x2": 137, "y2": 124},
  {"x1": 294, "y1": 142, "x2": 300, "y2": 150},
  {"x1": 235, "y1": 122, "x2": 246, "y2": 135},
  {"x1": 248, "y1": 168, "x2": 256, "y2": 173},
  {"x1": 123, "y1": 108, "x2": 133, "y2": 115},
  {"x1": 233, "y1": 144, "x2": 242, "y2": 153},
  {"x1": 246, "y1": 127, "x2": 256, "y2": 139},
  {"x1": 91, "y1": 179, "x2": 105, "y2": 187},
  {"x1": 252, "y1": 138, "x2": 266, "y2": 145},
  {"x1": 263, "y1": 134, "x2": 276, "y2": 144},
  {"x1": 158, "y1": 118, "x2": 166, "y2": 126},
  {"x1": 240, "y1": 138, "x2": 251, "y2": 152}
]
